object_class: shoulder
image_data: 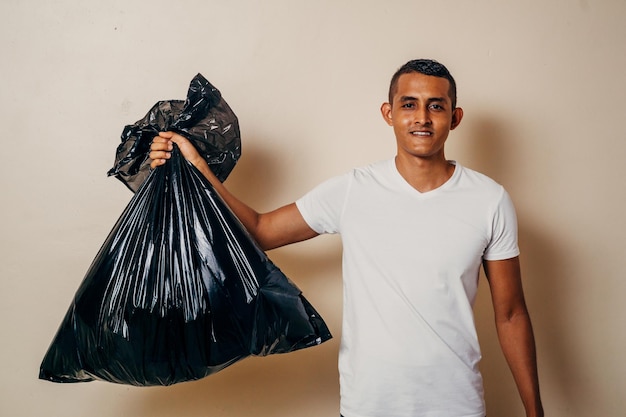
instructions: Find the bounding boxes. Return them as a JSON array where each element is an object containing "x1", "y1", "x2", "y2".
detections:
[
  {"x1": 449, "y1": 163, "x2": 517, "y2": 216},
  {"x1": 296, "y1": 158, "x2": 395, "y2": 210},
  {"x1": 350, "y1": 158, "x2": 397, "y2": 186},
  {"x1": 307, "y1": 159, "x2": 395, "y2": 192},
  {"x1": 454, "y1": 163, "x2": 507, "y2": 196},
  {"x1": 348, "y1": 158, "x2": 392, "y2": 176}
]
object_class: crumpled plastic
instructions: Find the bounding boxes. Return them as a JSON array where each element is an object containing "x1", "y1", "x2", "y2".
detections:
[
  {"x1": 39, "y1": 75, "x2": 332, "y2": 386},
  {"x1": 108, "y1": 73, "x2": 241, "y2": 192}
]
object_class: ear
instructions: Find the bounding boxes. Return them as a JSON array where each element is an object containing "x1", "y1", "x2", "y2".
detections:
[
  {"x1": 450, "y1": 107, "x2": 464, "y2": 130},
  {"x1": 381, "y1": 102, "x2": 393, "y2": 126}
]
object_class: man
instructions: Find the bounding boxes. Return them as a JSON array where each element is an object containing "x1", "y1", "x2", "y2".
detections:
[{"x1": 150, "y1": 59, "x2": 543, "y2": 417}]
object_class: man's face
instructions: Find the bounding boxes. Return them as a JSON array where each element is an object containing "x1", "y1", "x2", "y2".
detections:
[{"x1": 381, "y1": 72, "x2": 462, "y2": 162}]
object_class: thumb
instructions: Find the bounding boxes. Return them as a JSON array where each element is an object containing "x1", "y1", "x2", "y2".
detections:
[
  {"x1": 160, "y1": 131, "x2": 191, "y2": 146},
  {"x1": 158, "y1": 131, "x2": 174, "y2": 139}
]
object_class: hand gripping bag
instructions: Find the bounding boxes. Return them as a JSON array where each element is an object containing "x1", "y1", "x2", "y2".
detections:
[
  {"x1": 108, "y1": 73, "x2": 241, "y2": 192},
  {"x1": 39, "y1": 75, "x2": 332, "y2": 386}
]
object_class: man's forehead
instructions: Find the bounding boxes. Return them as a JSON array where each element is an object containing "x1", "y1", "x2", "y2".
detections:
[
  {"x1": 396, "y1": 72, "x2": 451, "y2": 90},
  {"x1": 394, "y1": 73, "x2": 452, "y2": 101}
]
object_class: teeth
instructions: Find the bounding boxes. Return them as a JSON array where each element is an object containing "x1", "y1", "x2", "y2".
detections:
[{"x1": 411, "y1": 131, "x2": 430, "y2": 136}]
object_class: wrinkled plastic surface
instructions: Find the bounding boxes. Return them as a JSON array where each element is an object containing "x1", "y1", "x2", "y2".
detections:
[
  {"x1": 39, "y1": 77, "x2": 331, "y2": 386},
  {"x1": 108, "y1": 73, "x2": 241, "y2": 192},
  {"x1": 40, "y1": 147, "x2": 332, "y2": 385}
]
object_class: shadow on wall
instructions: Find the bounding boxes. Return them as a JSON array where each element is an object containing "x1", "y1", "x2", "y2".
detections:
[
  {"x1": 463, "y1": 115, "x2": 580, "y2": 415},
  {"x1": 135, "y1": 139, "x2": 344, "y2": 417}
]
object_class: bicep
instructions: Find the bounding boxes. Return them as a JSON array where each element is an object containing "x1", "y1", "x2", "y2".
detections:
[
  {"x1": 257, "y1": 203, "x2": 319, "y2": 250},
  {"x1": 483, "y1": 257, "x2": 529, "y2": 322}
]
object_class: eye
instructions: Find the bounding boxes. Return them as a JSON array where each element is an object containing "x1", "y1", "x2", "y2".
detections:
[
  {"x1": 401, "y1": 102, "x2": 415, "y2": 109},
  {"x1": 429, "y1": 103, "x2": 444, "y2": 111}
]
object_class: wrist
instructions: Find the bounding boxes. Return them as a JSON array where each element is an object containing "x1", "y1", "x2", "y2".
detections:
[{"x1": 526, "y1": 405, "x2": 544, "y2": 417}]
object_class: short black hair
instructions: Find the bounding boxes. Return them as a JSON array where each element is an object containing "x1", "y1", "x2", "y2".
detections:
[{"x1": 388, "y1": 59, "x2": 457, "y2": 109}]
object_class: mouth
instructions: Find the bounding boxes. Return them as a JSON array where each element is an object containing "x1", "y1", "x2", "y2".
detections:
[{"x1": 409, "y1": 130, "x2": 432, "y2": 137}]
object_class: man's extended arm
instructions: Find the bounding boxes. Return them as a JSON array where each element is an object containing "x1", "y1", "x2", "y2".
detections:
[
  {"x1": 149, "y1": 131, "x2": 318, "y2": 250},
  {"x1": 483, "y1": 257, "x2": 544, "y2": 417}
]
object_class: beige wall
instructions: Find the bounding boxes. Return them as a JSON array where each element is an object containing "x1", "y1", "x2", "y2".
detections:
[{"x1": 2, "y1": 0, "x2": 625, "y2": 416}]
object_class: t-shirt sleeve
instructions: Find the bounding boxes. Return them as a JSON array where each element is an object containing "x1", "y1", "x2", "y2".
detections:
[
  {"x1": 295, "y1": 172, "x2": 352, "y2": 235},
  {"x1": 483, "y1": 187, "x2": 520, "y2": 261}
]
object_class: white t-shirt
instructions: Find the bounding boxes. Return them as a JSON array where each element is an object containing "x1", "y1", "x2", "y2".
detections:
[{"x1": 296, "y1": 159, "x2": 519, "y2": 417}]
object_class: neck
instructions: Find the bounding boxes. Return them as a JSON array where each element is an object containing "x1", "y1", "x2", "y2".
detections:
[{"x1": 394, "y1": 154, "x2": 455, "y2": 193}]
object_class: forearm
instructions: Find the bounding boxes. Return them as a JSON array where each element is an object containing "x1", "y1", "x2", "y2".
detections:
[
  {"x1": 495, "y1": 312, "x2": 544, "y2": 417},
  {"x1": 192, "y1": 154, "x2": 317, "y2": 250},
  {"x1": 151, "y1": 133, "x2": 266, "y2": 246},
  {"x1": 151, "y1": 132, "x2": 317, "y2": 250},
  {"x1": 194, "y1": 161, "x2": 265, "y2": 243}
]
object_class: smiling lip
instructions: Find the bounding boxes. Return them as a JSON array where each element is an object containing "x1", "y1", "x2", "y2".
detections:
[{"x1": 410, "y1": 130, "x2": 432, "y2": 136}]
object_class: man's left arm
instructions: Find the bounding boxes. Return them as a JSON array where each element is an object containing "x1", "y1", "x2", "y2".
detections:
[{"x1": 483, "y1": 256, "x2": 544, "y2": 417}]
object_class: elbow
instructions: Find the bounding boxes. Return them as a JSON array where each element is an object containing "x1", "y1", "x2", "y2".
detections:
[{"x1": 495, "y1": 304, "x2": 531, "y2": 326}]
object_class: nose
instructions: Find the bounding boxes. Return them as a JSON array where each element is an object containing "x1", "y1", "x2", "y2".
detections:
[{"x1": 414, "y1": 107, "x2": 431, "y2": 125}]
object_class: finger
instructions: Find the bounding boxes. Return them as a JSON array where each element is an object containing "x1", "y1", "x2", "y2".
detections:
[
  {"x1": 150, "y1": 139, "x2": 173, "y2": 151},
  {"x1": 148, "y1": 151, "x2": 172, "y2": 161},
  {"x1": 168, "y1": 132, "x2": 190, "y2": 145},
  {"x1": 158, "y1": 131, "x2": 188, "y2": 143},
  {"x1": 149, "y1": 150, "x2": 170, "y2": 164},
  {"x1": 151, "y1": 136, "x2": 169, "y2": 144},
  {"x1": 150, "y1": 158, "x2": 167, "y2": 169}
]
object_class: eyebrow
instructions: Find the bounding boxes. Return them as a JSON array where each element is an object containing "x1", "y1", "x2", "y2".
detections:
[{"x1": 398, "y1": 96, "x2": 447, "y2": 103}]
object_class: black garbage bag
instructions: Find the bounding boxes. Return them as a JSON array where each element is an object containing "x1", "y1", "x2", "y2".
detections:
[
  {"x1": 108, "y1": 73, "x2": 241, "y2": 192},
  {"x1": 39, "y1": 77, "x2": 332, "y2": 386}
]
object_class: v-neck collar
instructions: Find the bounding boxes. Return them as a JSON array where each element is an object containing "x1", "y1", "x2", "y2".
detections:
[{"x1": 389, "y1": 159, "x2": 460, "y2": 198}]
